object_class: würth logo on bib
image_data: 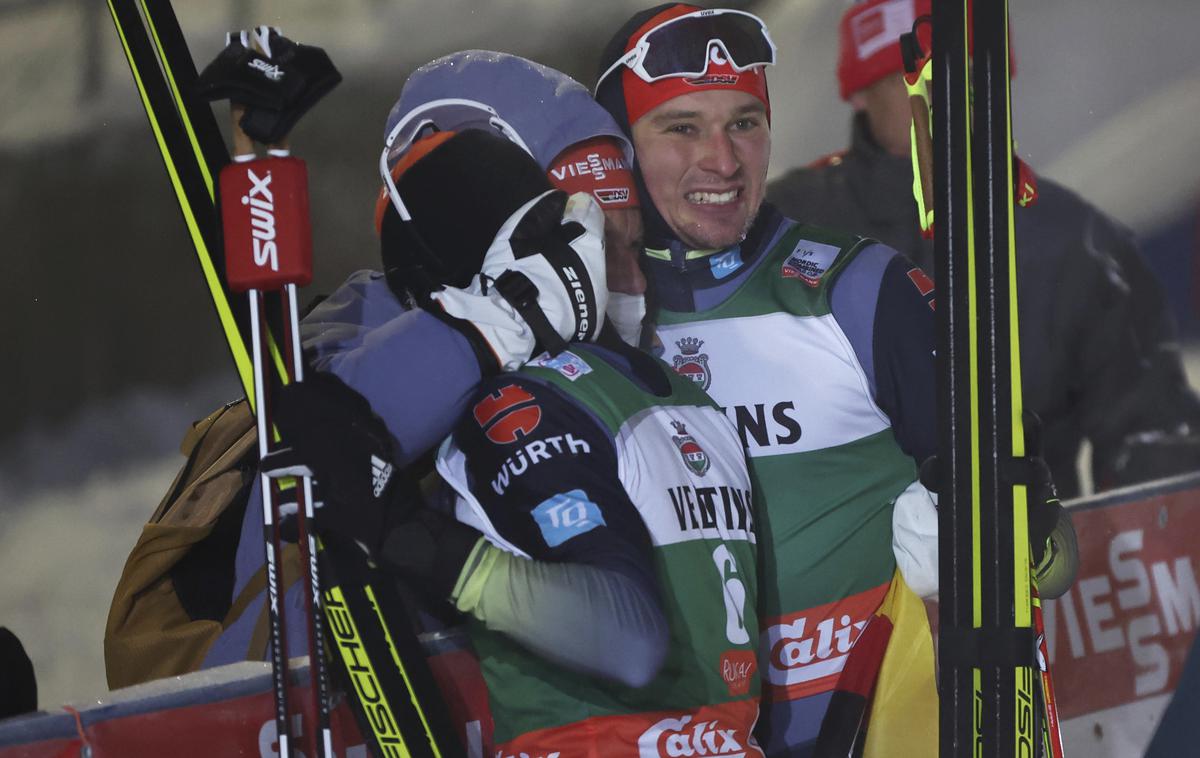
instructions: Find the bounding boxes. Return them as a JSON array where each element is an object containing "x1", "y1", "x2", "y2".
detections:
[
  {"x1": 670, "y1": 420, "x2": 710, "y2": 477},
  {"x1": 672, "y1": 337, "x2": 711, "y2": 390},
  {"x1": 473, "y1": 384, "x2": 541, "y2": 444}
]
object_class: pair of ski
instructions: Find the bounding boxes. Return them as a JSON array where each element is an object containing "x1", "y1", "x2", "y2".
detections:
[
  {"x1": 817, "y1": 2, "x2": 1067, "y2": 756},
  {"x1": 929, "y1": 1, "x2": 1066, "y2": 757},
  {"x1": 106, "y1": 2, "x2": 457, "y2": 756},
  {"x1": 813, "y1": 2, "x2": 1067, "y2": 756}
]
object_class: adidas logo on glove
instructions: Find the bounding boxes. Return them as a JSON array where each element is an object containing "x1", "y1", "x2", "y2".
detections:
[{"x1": 370, "y1": 454, "x2": 393, "y2": 498}]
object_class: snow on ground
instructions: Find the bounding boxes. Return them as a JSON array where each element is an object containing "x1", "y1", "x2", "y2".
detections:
[{"x1": 0, "y1": 377, "x2": 237, "y2": 709}]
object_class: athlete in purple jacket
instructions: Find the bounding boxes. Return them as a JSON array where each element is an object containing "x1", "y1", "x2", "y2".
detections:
[{"x1": 206, "y1": 51, "x2": 654, "y2": 669}]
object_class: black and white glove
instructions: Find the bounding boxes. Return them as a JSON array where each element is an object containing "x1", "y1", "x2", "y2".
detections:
[
  {"x1": 432, "y1": 190, "x2": 608, "y2": 372},
  {"x1": 196, "y1": 26, "x2": 341, "y2": 144},
  {"x1": 265, "y1": 371, "x2": 412, "y2": 555}
]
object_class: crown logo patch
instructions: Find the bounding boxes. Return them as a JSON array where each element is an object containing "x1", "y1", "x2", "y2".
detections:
[{"x1": 672, "y1": 337, "x2": 711, "y2": 391}]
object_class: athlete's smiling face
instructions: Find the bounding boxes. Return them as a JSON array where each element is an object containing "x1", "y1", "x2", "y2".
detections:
[{"x1": 632, "y1": 89, "x2": 770, "y2": 250}]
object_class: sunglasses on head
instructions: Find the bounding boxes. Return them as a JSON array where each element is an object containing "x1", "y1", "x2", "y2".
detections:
[
  {"x1": 379, "y1": 98, "x2": 533, "y2": 221},
  {"x1": 595, "y1": 8, "x2": 777, "y2": 94}
]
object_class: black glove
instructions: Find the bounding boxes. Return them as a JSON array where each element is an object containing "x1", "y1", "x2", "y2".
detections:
[
  {"x1": 267, "y1": 371, "x2": 412, "y2": 555},
  {"x1": 916, "y1": 412, "x2": 1078, "y2": 598},
  {"x1": 1020, "y1": 412, "x2": 1078, "y2": 597},
  {"x1": 1019, "y1": 453, "x2": 1061, "y2": 570},
  {"x1": 379, "y1": 507, "x2": 483, "y2": 604},
  {"x1": 196, "y1": 26, "x2": 341, "y2": 143},
  {"x1": 1017, "y1": 454, "x2": 1080, "y2": 598}
]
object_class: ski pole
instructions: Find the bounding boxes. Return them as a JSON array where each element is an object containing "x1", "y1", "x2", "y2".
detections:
[
  {"x1": 240, "y1": 30, "x2": 334, "y2": 753},
  {"x1": 901, "y1": 15, "x2": 935, "y2": 241},
  {"x1": 220, "y1": 89, "x2": 330, "y2": 757},
  {"x1": 281, "y1": 219, "x2": 335, "y2": 758},
  {"x1": 1031, "y1": 585, "x2": 1065, "y2": 758},
  {"x1": 110, "y1": 9, "x2": 458, "y2": 752},
  {"x1": 904, "y1": 13, "x2": 1037, "y2": 246}
]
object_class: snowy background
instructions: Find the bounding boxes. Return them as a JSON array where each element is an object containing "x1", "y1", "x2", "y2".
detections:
[{"x1": 2, "y1": 0, "x2": 1199, "y2": 711}]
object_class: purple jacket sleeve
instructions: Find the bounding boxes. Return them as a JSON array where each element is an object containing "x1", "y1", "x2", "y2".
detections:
[
  {"x1": 830, "y1": 245, "x2": 938, "y2": 463},
  {"x1": 300, "y1": 271, "x2": 485, "y2": 466}
]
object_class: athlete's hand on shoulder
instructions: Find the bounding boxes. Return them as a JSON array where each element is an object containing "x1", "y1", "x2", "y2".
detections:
[{"x1": 378, "y1": 503, "x2": 484, "y2": 603}]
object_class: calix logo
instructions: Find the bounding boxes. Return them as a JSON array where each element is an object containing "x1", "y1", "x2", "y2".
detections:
[{"x1": 638, "y1": 715, "x2": 748, "y2": 758}]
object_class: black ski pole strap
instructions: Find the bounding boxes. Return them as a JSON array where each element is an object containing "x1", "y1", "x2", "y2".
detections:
[
  {"x1": 493, "y1": 270, "x2": 570, "y2": 357},
  {"x1": 1000, "y1": 455, "x2": 1054, "y2": 490},
  {"x1": 940, "y1": 625, "x2": 1037, "y2": 669},
  {"x1": 919, "y1": 454, "x2": 1052, "y2": 493}
]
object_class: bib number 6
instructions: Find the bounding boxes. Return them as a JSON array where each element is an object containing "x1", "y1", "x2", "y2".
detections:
[{"x1": 712, "y1": 544, "x2": 750, "y2": 645}]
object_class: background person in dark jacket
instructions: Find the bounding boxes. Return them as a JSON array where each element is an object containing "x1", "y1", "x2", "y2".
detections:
[
  {"x1": 767, "y1": 0, "x2": 1200, "y2": 498},
  {"x1": 0, "y1": 627, "x2": 36, "y2": 719}
]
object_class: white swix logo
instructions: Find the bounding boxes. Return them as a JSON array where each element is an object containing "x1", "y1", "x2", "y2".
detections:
[
  {"x1": 248, "y1": 57, "x2": 284, "y2": 81},
  {"x1": 241, "y1": 169, "x2": 278, "y2": 271},
  {"x1": 370, "y1": 454, "x2": 393, "y2": 498}
]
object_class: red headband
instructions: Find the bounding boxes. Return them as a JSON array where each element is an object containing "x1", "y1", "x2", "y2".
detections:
[
  {"x1": 547, "y1": 137, "x2": 640, "y2": 209},
  {"x1": 621, "y1": 5, "x2": 771, "y2": 126}
]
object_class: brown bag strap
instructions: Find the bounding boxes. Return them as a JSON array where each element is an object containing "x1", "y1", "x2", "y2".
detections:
[{"x1": 153, "y1": 399, "x2": 256, "y2": 524}]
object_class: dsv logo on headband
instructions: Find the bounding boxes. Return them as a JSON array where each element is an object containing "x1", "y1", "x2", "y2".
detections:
[{"x1": 687, "y1": 44, "x2": 739, "y2": 86}]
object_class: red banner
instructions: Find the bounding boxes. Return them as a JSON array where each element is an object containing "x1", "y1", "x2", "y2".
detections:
[
  {"x1": 0, "y1": 647, "x2": 492, "y2": 758},
  {"x1": 4, "y1": 481, "x2": 1199, "y2": 755},
  {"x1": 1047, "y1": 483, "x2": 1200, "y2": 719}
]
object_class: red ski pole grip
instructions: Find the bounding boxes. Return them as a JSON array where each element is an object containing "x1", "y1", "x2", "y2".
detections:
[{"x1": 220, "y1": 155, "x2": 313, "y2": 292}]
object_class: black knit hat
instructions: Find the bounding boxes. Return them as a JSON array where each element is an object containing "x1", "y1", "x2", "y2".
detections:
[{"x1": 379, "y1": 129, "x2": 553, "y2": 301}]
